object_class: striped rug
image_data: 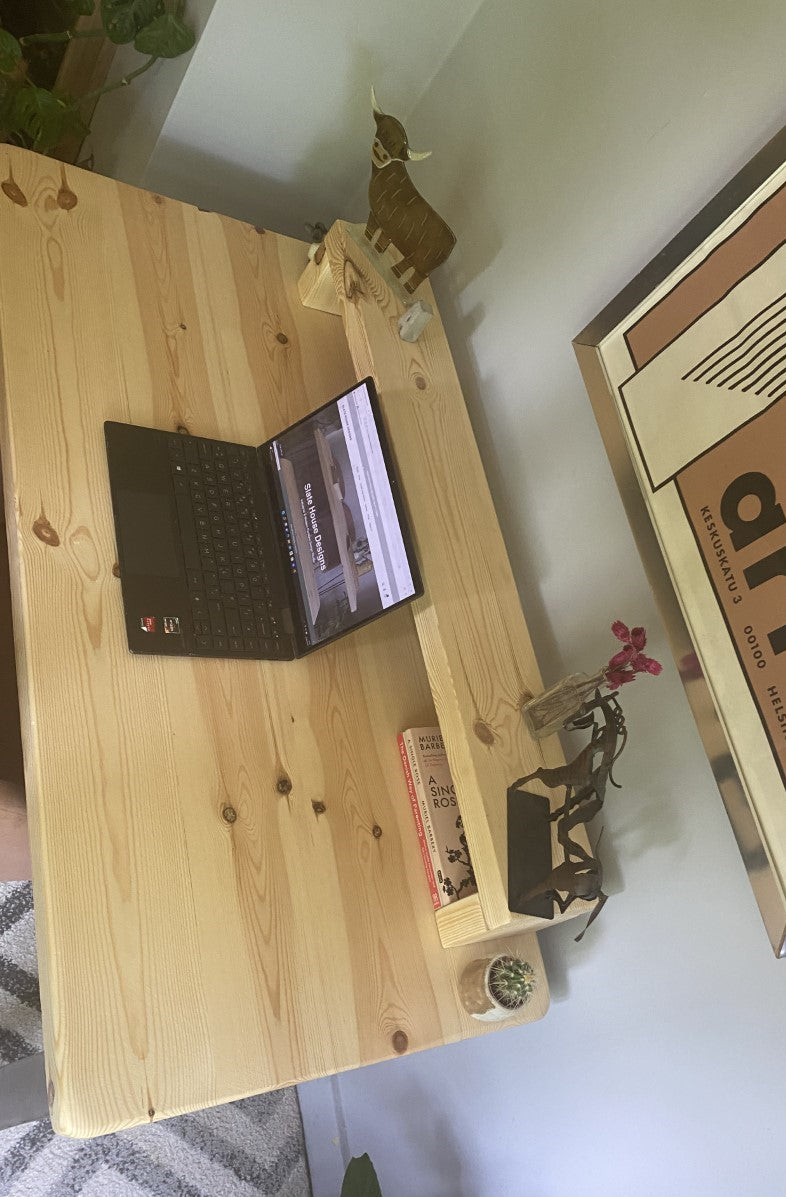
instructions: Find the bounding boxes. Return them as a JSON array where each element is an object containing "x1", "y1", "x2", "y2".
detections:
[{"x1": 0, "y1": 883, "x2": 311, "y2": 1196}]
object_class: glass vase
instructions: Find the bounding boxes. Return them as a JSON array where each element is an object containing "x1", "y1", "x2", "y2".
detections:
[{"x1": 522, "y1": 668, "x2": 608, "y2": 738}]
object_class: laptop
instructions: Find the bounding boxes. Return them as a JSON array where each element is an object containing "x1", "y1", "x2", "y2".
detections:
[{"x1": 104, "y1": 377, "x2": 423, "y2": 660}]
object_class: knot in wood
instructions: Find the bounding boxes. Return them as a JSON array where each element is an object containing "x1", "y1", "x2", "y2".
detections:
[
  {"x1": 32, "y1": 514, "x2": 60, "y2": 547},
  {"x1": 391, "y1": 1030, "x2": 408, "y2": 1054},
  {"x1": 175, "y1": 424, "x2": 190, "y2": 436},
  {"x1": 1, "y1": 176, "x2": 27, "y2": 207},
  {"x1": 112, "y1": 562, "x2": 121, "y2": 578},
  {"x1": 372, "y1": 824, "x2": 383, "y2": 839},
  {"x1": 343, "y1": 260, "x2": 366, "y2": 304},
  {"x1": 276, "y1": 331, "x2": 289, "y2": 345},
  {"x1": 312, "y1": 800, "x2": 326, "y2": 815},
  {"x1": 221, "y1": 805, "x2": 237, "y2": 824},
  {"x1": 414, "y1": 375, "x2": 427, "y2": 390},
  {"x1": 473, "y1": 719, "x2": 495, "y2": 745},
  {"x1": 57, "y1": 186, "x2": 77, "y2": 211},
  {"x1": 276, "y1": 776, "x2": 292, "y2": 795}
]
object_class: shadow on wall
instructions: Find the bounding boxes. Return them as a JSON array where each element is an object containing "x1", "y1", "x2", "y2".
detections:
[
  {"x1": 141, "y1": 138, "x2": 308, "y2": 231},
  {"x1": 406, "y1": 0, "x2": 727, "y2": 686},
  {"x1": 91, "y1": 67, "x2": 166, "y2": 185},
  {"x1": 374, "y1": 1083, "x2": 467, "y2": 1197},
  {"x1": 144, "y1": 41, "x2": 381, "y2": 238}
]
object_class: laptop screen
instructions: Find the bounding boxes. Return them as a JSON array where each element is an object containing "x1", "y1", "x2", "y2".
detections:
[{"x1": 269, "y1": 379, "x2": 419, "y2": 649}]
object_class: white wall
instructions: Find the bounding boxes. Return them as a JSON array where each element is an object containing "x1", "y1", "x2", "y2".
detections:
[
  {"x1": 297, "y1": 2, "x2": 786, "y2": 1194},
  {"x1": 139, "y1": 0, "x2": 485, "y2": 237}
]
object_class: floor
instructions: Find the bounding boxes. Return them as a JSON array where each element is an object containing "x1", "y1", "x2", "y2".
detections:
[{"x1": 0, "y1": 882, "x2": 312, "y2": 1197}]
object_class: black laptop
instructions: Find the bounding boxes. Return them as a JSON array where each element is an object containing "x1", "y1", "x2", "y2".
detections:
[{"x1": 104, "y1": 377, "x2": 422, "y2": 660}]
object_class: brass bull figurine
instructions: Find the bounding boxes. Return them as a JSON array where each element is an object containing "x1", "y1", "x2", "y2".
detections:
[{"x1": 365, "y1": 87, "x2": 456, "y2": 294}]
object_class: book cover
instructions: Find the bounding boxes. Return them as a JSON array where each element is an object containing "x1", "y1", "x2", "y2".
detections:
[{"x1": 399, "y1": 727, "x2": 477, "y2": 907}]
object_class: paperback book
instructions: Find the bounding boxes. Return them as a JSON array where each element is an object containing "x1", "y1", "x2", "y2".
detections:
[{"x1": 398, "y1": 726, "x2": 477, "y2": 908}]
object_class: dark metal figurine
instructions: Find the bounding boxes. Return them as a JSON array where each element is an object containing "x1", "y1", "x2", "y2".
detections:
[{"x1": 507, "y1": 690, "x2": 627, "y2": 941}]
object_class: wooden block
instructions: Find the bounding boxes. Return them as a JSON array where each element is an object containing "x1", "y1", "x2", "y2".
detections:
[{"x1": 298, "y1": 245, "x2": 341, "y2": 315}]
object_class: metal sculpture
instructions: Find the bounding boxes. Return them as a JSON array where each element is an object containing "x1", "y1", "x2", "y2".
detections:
[
  {"x1": 515, "y1": 854, "x2": 606, "y2": 942},
  {"x1": 364, "y1": 87, "x2": 456, "y2": 295},
  {"x1": 507, "y1": 690, "x2": 627, "y2": 940}
]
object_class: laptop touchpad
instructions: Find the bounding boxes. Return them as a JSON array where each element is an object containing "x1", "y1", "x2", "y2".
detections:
[{"x1": 115, "y1": 490, "x2": 181, "y2": 579}]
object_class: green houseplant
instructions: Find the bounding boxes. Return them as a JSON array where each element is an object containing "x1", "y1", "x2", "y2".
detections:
[
  {"x1": 0, "y1": 0, "x2": 194, "y2": 153},
  {"x1": 341, "y1": 1154, "x2": 383, "y2": 1197},
  {"x1": 459, "y1": 953, "x2": 536, "y2": 1021}
]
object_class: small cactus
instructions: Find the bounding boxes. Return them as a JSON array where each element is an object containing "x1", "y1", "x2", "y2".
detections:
[{"x1": 488, "y1": 955, "x2": 536, "y2": 1010}]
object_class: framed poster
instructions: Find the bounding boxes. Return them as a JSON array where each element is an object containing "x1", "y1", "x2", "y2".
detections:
[{"x1": 574, "y1": 125, "x2": 786, "y2": 956}]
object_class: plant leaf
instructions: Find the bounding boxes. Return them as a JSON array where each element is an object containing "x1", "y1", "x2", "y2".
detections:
[
  {"x1": 56, "y1": 94, "x2": 90, "y2": 143},
  {"x1": 101, "y1": 0, "x2": 163, "y2": 44},
  {"x1": 54, "y1": 0, "x2": 96, "y2": 12},
  {"x1": 340, "y1": 1154, "x2": 383, "y2": 1197},
  {"x1": 0, "y1": 73, "x2": 15, "y2": 127},
  {"x1": 133, "y1": 11, "x2": 194, "y2": 57},
  {"x1": 0, "y1": 29, "x2": 22, "y2": 74},
  {"x1": 10, "y1": 87, "x2": 86, "y2": 152}
]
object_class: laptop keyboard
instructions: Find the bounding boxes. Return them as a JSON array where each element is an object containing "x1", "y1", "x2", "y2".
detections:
[{"x1": 167, "y1": 434, "x2": 283, "y2": 657}]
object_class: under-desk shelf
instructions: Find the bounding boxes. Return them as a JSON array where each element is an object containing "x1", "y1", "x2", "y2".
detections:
[{"x1": 300, "y1": 225, "x2": 592, "y2": 947}]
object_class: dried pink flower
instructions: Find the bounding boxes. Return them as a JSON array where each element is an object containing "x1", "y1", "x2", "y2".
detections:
[
  {"x1": 606, "y1": 621, "x2": 663, "y2": 685},
  {"x1": 609, "y1": 645, "x2": 636, "y2": 669},
  {"x1": 606, "y1": 666, "x2": 636, "y2": 685}
]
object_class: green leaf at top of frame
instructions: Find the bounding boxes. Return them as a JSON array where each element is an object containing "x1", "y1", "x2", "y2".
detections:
[
  {"x1": 340, "y1": 1155, "x2": 383, "y2": 1197},
  {"x1": 133, "y1": 11, "x2": 194, "y2": 58},
  {"x1": 0, "y1": 29, "x2": 22, "y2": 75},
  {"x1": 101, "y1": 0, "x2": 163, "y2": 45}
]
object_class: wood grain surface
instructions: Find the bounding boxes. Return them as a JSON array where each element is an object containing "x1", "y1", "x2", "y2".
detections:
[
  {"x1": 0, "y1": 148, "x2": 548, "y2": 1138},
  {"x1": 322, "y1": 222, "x2": 592, "y2": 944}
]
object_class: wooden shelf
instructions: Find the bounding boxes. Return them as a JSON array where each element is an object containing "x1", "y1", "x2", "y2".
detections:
[{"x1": 300, "y1": 225, "x2": 592, "y2": 947}]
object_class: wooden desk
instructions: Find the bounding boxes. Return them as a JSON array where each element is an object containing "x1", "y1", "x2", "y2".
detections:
[{"x1": 0, "y1": 148, "x2": 548, "y2": 1138}]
